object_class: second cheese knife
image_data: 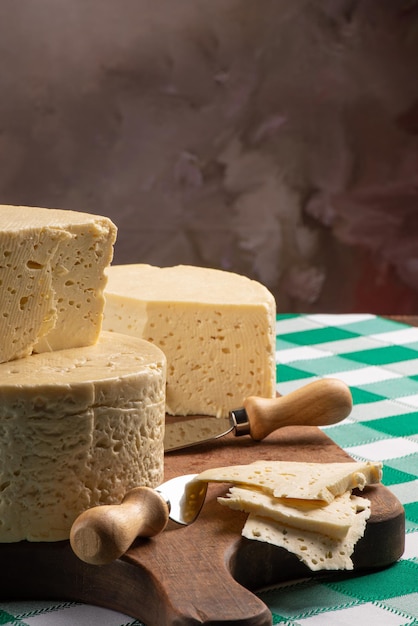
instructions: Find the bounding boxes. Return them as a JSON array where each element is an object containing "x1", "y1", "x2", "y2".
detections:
[
  {"x1": 164, "y1": 378, "x2": 352, "y2": 452},
  {"x1": 70, "y1": 473, "x2": 207, "y2": 565}
]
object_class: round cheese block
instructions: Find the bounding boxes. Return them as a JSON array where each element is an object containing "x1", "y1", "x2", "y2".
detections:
[
  {"x1": 0, "y1": 331, "x2": 166, "y2": 542},
  {"x1": 104, "y1": 264, "x2": 277, "y2": 418}
]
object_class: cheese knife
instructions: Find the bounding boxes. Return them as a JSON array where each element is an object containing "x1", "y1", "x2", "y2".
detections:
[
  {"x1": 164, "y1": 378, "x2": 352, "y2": 452},
  {"x1": 70, "y1": 473, "x2": 207, "y2": 565},
  {"x1": 70, "y1": 378, "x2": 351, "y2": 565}
]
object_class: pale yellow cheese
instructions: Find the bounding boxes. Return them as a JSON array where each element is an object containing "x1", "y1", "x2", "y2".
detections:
[
  {"x1": 103, "y1": 263, "x2": 276, "y2": 417},
  {"x1": 196, "y1": 460, "x2": 382, "y2": 503},
  {"x1": 0, "y1": 331, "x2": 166, "y2": 542},
  {"x1": 218, "y1": 487, "x2": 357, "y2": 539},
  {"x1": 243, "y1": 494, "x2": 371, "y2": 571},
  {"x1": 199, "y1": 460, "x2": 378, "y2": 571},
  {"x1": 0, "y1": 205, "x2": 117, "y2": 363}
]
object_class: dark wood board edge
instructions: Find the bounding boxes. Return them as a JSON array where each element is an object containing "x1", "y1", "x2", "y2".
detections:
[{"x1": 385, "y1": 315, "x2": 418, "y2": 326}]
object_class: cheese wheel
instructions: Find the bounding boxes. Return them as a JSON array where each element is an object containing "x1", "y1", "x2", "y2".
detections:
[
  {"x1": 103, "y1": 264, "x2": 276, "y2": 417},
  {"x1": 0, "y1": 205, "x2": 117, "y2": 363},
  {"x1": 0, "y1": 331, "x2": 166, "y2": 542}
]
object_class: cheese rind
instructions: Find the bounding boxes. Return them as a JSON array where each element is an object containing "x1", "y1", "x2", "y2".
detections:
[
  {"x1": 103, "y1": 263, "x2": 276, "y2": 417},
  {"x1": 0, "y1": 331, "x2": 166, "y2": 542},
  {"x1": 0, "y1": 205, "x2": 117, "y2": 363},
  {"x1": 243, "y1": 495, "x2": 371, "y2": 571},
  {"x1": 196, "y1": 460, "x2": 382, "y2": 503}
]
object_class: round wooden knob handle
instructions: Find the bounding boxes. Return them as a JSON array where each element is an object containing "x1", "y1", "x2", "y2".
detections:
[
  {"x1": 243, "y1": 378, "x2": 353, "y2": 440},
  {"x1": 70, "y1": 486, "x2": 170, "y2": 565}
]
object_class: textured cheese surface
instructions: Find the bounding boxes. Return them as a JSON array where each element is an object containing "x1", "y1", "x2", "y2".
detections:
[
  {"x1": 218, "y1": 487, "x2": 357, "y2": 540},
  {"x1": 0, "y1": 331, "x2": 166, "y2": 542},
  {"x1": 103, "y1": 263, "x2": 276, "y2": 417},
  {"x1": 196, "y1": 460, "x2": 382, "y2": 503},
  {"x1": 243, "y1": 495, "x2": 371, "y2": 571},
  {"x1": 0, "y1": 205, "x2": 117, "y2": 363}
]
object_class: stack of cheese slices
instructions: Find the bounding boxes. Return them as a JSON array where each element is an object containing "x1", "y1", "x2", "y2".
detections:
[{"x1": 195, "y1": 460, "x2": 383, "y2": 570}]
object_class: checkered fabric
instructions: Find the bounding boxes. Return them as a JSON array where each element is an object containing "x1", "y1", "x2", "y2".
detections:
[
  {"x1": 258, "y1": 314, "x2": 418, "y2": 626},
  {"x1": 1, "y1": 314, "x2": 417, "y2": 625}
]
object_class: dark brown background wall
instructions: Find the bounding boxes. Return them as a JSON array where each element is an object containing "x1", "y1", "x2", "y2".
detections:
[{"x1": 1, "y1": 0, "x2": 418, "y2": 313}]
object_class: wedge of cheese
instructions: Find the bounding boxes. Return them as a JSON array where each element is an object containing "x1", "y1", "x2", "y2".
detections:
[
  {"x1": 0, "y1": 331, "x2": 166, "y2": 542},
  {"x1": 243, "y1": 494, "x2": 371, "y2": 571},
  {"x1": 103, "y1": 263, "x2": 276, "y2": 417},
  {"x1": 196, "y1": 460, "x2": 382, "y2": 503},
  {"x1": 218, "y1": 487, "x2": 358, "y2": 539},
  {"x1": 0, "y1": 205, "x2": 117, "y2": 363}
]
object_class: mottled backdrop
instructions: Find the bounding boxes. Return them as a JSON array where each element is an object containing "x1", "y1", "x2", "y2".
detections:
[{"x1": 0, "y1": 0, "x2": 417, "y2": 312}]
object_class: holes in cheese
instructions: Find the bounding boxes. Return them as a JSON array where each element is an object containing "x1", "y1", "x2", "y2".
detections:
[
  {"x1": 0, "y1": 331, "x2": 166, "y2": 542},
  {"x1": 196, "y1": 459, "x2": 381, "y2": 571},
  {"x1": 196, "y1": 460, "x2": 382, "y2": 504},
  {"x1": 103, "y1": 263, "x2": 276, "y2": 417},
  {"x1": 243, "y1": 494, "x2": 371, "y2": 571},
  {"x1": 0, "y1": 205, "x2": 117, "y2": 363},
  {"x1": 218, "y1": 487, "x2": 359, "y2": 540}
]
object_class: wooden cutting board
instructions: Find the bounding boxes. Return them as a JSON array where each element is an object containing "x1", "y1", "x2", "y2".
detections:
[{"x1": 0, "y1": 425, "x2": 405, "y2": 626}]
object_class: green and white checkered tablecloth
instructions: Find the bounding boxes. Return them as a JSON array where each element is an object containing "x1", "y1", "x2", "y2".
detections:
[{"x1": 1, "y1": 314, "x2": 417, "y2": 625}]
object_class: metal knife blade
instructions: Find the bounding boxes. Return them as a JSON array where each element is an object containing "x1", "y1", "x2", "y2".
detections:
[
  {"x1": 70, "y1": 473, "x2": 208, "y2": 565},
  {"x1": 164, "y1": 378, "x2": 353, "y2": 452},
  {"x1": 164, "y1": 414, "x2": 237, "y2": 452}
]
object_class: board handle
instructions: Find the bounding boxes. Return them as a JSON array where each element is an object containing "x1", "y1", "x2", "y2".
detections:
[
  {"x1": 70, "y1": 486, "x2": 169, "y2": 565},
  {"x1": 234, "y1": 378, "x2": 352, "y2": 440}
]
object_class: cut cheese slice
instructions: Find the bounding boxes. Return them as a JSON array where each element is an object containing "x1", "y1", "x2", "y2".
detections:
[
  {"x1": 103, "y1": 263, "x2": 276, "y2": 417},
  {"x1": 0, "y1": 331, "x2": 166, "y2": 542},
  {"x1": 0, "y1": 205, "x2": 117, "y2": 363},
  {"x1": 196, "y1": 460, "x2": 382, "y2": 503},
  {"x1": 218, "y1": 487, "x2": 357, "y2": 539},
  {"x1": 243, "y1": 494, "x2": 371, "y2": 571}
]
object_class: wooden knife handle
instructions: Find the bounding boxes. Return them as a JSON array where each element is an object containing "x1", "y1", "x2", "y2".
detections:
[
  {"x1": 244, "y1": 378, "x2": 352, "y2": 440},
  {"x1": 70, "y1": 486, "x2": 170, "y2": 565}
]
